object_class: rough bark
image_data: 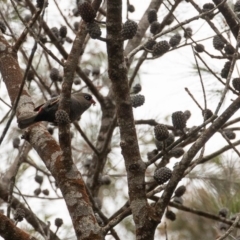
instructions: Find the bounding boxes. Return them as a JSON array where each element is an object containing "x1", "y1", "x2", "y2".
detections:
[
  {"x1": 106, "y1": 1, "x2": 160, "y2": 239},
  {"x1": 0, "y1": 27, "x2": 103, "y2": 240},
  {"x1": 0, "y1": 212, "x2": 37, "y2": 240}
]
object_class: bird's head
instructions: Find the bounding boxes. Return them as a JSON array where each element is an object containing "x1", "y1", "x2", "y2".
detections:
[{"x1": 83, "y1": 93, "x2": 96, "y2": 105}]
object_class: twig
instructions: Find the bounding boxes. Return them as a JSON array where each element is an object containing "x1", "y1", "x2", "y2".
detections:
[
  {"x1": 100, "y1": 115, "x2": 117, "y2": 156},
  {"x1": 10, "y1": 0, "x2": 41, "y2": 52},
  {"x1": 103, "y1": 207, "x2": 131, "y2": 234},
  {"x1": 76, "y1": 66, "x2": 105, "y2": 106},
  {"x1": 146, "y1": 186, "x2": 165, "y2": 198},
  {"x1": 185, "y1": 87, "x2": 203, "y2": 111},
  {"x1": 134, "y1": 119, "x2": 175, "y2": 131},
  {"x1": 214, "y1": 36, "x2": 239, "y2": 114},
  {"x1": 167, "y1": 201, "x2": 240, "y2": 229},
  {"x1": 53, "y1": 0, "x2": 75, "y2": 34},
  {"x1": 6, "y1": 142, "x2": 30, "y2": 218},
  {"x1": 0, "y1": 109, "x2": 11, "y2": 124},
  {"x1": 73, "y1": 122, "x2": 100, "y2": 156},
  {"x1": 18, "y1": 0, "x2": 64, "y2": 66},
  {"x1": 194, "y1": 51, "x2": 238, "y2": 94},
  {"x1": 13, "y1": 192, "x2": 62, "y2": 200},
  {"x1": 191, "y1": 45, "x2": 207, "y2": 110},
  {"x1": 156, "y1": 94, "x2": 240, "y2": 223},
  {"x1": 94, "y1": 19, "x2": 106, "y2": 24},
  {"x1": 127, "y1": 0, "x2": 227, "y2": 60},
  {"x1": 164, "y1": 222, "x2": 168, "y2": 240},
  {"x1": 223, "y1": 117, "x2": 240, "y2": 128},
  {"x1": 128, "y1": 51, "x2": 148, "y2": 88},
  {"x1": 14, "y1": 186, "x2": 47, "y2": 239},
  {"x1": 0, "y1": 98, "x2": 12, "y2": 108},
  {"x1": 219, "y1": 129, "x2": 240, "y2": 157},
  {"x1": 190, "y1": 139, "x2": 240, "y2": 167},
  {"x1": 188, "y1": 0, "x2": 229, "y2": 44},
  {"x1": 186, "y1": 45, "x2": 208, "y2": 173},
  {"x1": 24, "y1": 157, "x2": 51, "y2": 176},
  {"x1": 85, "y1": 186, "x2": 121, "y2": 240},
  {"x1": 147, "y1": 114, "x2": 217, "y2": 166},
  {"x1": 96, "y1": 36, "x2": 107, "y2": 42},
  {"x1": 216, "y1": 215, "x2": 240, "y2": 240},
  {"x1": 0, "y1": 10, "x2": 52, "y2": 96}
]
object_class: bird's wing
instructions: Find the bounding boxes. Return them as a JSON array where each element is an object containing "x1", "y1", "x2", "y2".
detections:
[
  {"x1": 34, "y1": 103, "x2": 45, "y2": 112},
  {"x1": 34, "y1": 97, "x2": 59, "y2": 112}
]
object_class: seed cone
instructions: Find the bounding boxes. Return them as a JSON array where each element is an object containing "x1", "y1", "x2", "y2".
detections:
[
  {"x1": 224, "y1": 44, "x2": 235, "y2": 55},
  {"x1": 55, "y1": 218, "x2": 63, "y2": 227},
  {"x1": 55, "y1": 110, "x2": 71, "y2": 124},
  {"x1": 131, "y1": 94, "x2": 145, "y2": 108},
  {"x1": 59, "y1": 26, "x2": 67, "y2": 38},
  {"x1": 152, "y1": 41, "x2": 170, "y2": 57},
  {"x1": 194, "y1": 44, "x2": 205, "y2": 53},
  {"x1": 166, "y1": 210, "x2": 176, "y2": 221},
  {"x1": 174, "y1": 185, "x2": 186, "y2": 197},
  {"x1": 121, "y1": 20, "x2": 138, "y2": 40},
  {"x1": 0, "y1": 20, "x2": 6, "y2": 33},
  {"x1": 154, "y1": 167, "x2": 172, "y2": 185},
  {"x1": 172, "y1": 111, "x2": 186, "y2": 130},
  {"x1": 51, "y1": 27, "x2": 59, "y2": 39},
  {"x1": 234, "y1": 0, "x2": 240, "y2": 12},
  {"x1": 132, "y1": 83, "x2": 142, "y2": 94},
  {"x1": 184, "y1": 27, "x2": 192, "y2": 38},
  {"x1": 150, "y1": 21, "x2": 160, "y2": 35},
  {"x1": 154, "y1": 124, "x2": 169, "y2": 141},
  {"x1": 155, "y1": 133, "x2": 174, "y2": 150},
  {"x1": 50, "y1": 68, "x2": 60, "y2": 82},
  {"x1": 128, "y1": 4, "x2": 135, "y2": 13},
  {"x1": 224, "y1": 129, "x2": 236, "y2": 140},
  {"x1": 232, "y1": 78, "x2": 240, "y2": 91},
  {"x1": 148, "y1": 9, "x2": 158, "y2": 24},
  {"x1": 87, "y1": 22, "x2": 102, "y2": 39},
  {"x1": 78, "y1": 1, "x2": 96, "y2": 22},
  {"x1": 202, "y1": 109, "x2": 213, "y2": 121},
  {"x1": 169, "y1": 33, "x2": 181, "y2": 47},
  {"x1": 213, "y1": 35, "x2": 224, "y2": 50},
  {"x1": 144, "y1": 39, "x2": 157, "y2": 50},
  {"x1": 14, "y1": 208, "x2": 25, "y2": 222},
  {"x1": 169, "y1": 147, "x2": 184, "y2": 158},
  {"x1": 221, "y1": 61, "x2": 231, "y2": 79},
  {"x1": 202, "y1": 3, "x2": 215, "y2": 19},
  {"x1": 218, "y1": 208, "x2": 228, "y2": 218}
]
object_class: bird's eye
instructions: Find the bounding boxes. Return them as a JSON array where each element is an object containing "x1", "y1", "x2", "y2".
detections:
[{"x1": 84, "y1": 94, "x2": 91, "y2": 101}]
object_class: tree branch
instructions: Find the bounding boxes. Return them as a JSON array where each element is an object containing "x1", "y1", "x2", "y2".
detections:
[
  {"x1": 156, "y1": 94, "x2": 240, "y2": 220},
  {"x1": 0, "y1": 212, "x2": 38, "y2": 240}
]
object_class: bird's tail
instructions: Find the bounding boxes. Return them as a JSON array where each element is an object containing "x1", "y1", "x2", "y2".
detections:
[{"x1": 18, "y1": 114, "x2": 38, "y2": 129}]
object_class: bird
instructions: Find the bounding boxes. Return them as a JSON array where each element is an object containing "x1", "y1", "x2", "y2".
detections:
[{"x1": 18, "y1": 92, "x2": 96, "y2": 129}]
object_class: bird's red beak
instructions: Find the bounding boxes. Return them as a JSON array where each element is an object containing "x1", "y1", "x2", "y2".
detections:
[{"x1": 91, "y1": 99, "x2": 96, "y2": 105}]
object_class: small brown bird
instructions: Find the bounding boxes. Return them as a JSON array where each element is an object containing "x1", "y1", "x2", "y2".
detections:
[{"x1": 18, "y1": 92, "x2": 96, "y2": 129}]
